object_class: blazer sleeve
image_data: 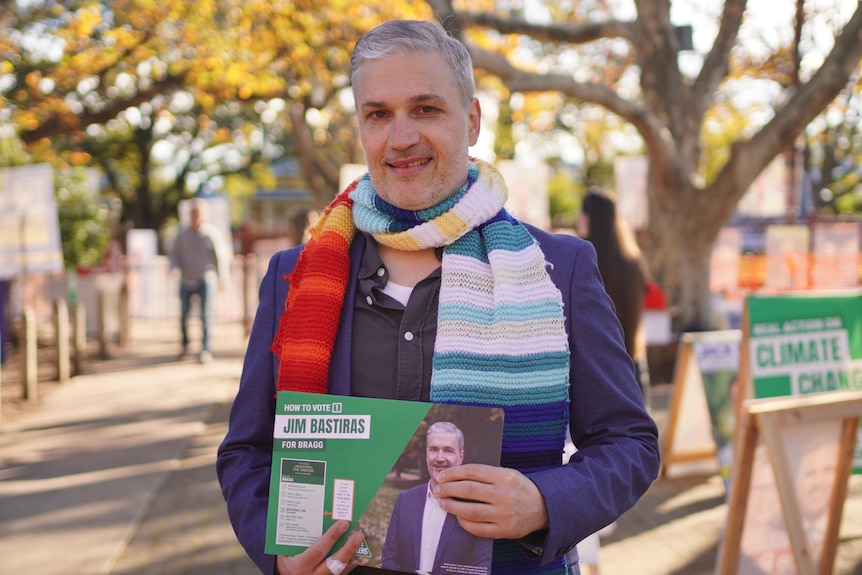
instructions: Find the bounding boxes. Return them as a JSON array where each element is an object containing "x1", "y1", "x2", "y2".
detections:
[
  {"x1": 526, "y1": 230, "x2": 660, "y2": 564},
  {"x1": 216, "y1": 248, "x2": 300, "y2": 574}
]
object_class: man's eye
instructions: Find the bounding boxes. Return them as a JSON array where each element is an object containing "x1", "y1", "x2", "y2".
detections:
[{"x1": 418, "y1": 106, "x2": 436, "y2": 114}]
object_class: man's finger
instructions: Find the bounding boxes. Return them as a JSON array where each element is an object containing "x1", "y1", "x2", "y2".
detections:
[
  {"x1": 435, "y1": 478, "x2": 497, "y2": 506},
  {"x1": 311, "y1": 520, "x2": 352, "y2": 560},
  {"x1": 332, "y1": 530, "x2": 366, "y2": 574},
  {"x1": 434, "y1": 463, "x2": 497, "y2": 484},
  {"x1": 279, "y1": 520, "x2": 350, "y2": 572}
]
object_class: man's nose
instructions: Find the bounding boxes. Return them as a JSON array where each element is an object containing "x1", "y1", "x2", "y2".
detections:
[{"x1": 388, "y1": 115, "x2": 420, "y2": 149}]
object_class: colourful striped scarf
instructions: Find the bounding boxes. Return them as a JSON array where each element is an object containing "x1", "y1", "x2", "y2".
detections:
[{"x1": 272, "y1": 159, "x2": 570, "y2": 574}]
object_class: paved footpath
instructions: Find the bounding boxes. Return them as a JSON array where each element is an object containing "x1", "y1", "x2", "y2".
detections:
[
  {"x1": 0, "y1": 320, "x2": 256, "y2": 575},
  {"x1": 1, "y1": 319, "x2": 861, "y2": 575}
]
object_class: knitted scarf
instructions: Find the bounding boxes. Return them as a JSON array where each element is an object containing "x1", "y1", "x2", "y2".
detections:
[{"x1": 272, "y1": 159, "x2": 570, "y2": 575}]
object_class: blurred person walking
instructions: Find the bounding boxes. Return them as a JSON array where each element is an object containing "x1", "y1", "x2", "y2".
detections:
[{"x1": 170, "y1": 197, "x2": 230, "y2": 363}]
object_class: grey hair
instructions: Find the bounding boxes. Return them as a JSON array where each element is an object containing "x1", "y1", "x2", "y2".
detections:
[
  {"x1": 427, "y1": 421, "x2": 465, "y2": 451},
  {"x1": 351, "y1": 20, "x2": 475, "y2": 105}
]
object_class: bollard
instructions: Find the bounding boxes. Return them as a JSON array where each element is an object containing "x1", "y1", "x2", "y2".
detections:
[
  {"x1": 22, "y1": 308, "x2": 38, "y2": 401},
  {"x1": 98, "y1": 288, "x2": 110, "y2": 359},
  {"x1": 119, "y1": 260, "x2": 130, "y2": 346},
  {"x1": 72, "y1": 302, "x2": 86, "y2": 375},
  {"x1": 55, "y1": 299, "x2": 70, "y2": 382}
]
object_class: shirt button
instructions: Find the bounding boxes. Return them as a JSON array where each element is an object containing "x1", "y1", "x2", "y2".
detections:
[
  {"x1": 403, "y1": 331, "x2": 414, "y2": 341},
  {"x1": 365, "y1": 295, "x2": 373, "y2": 306},
  {"x1": 376, "y1": 267, "x2": 385, "y2": 277}
]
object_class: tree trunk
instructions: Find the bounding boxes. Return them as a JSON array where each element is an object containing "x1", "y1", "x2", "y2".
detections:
[
  {"x1": 647, "y1": 206, "x2": 715, "y2": 333},
  {"x1": 645, "y1": 157, "x2": 725, "y2": 332}
]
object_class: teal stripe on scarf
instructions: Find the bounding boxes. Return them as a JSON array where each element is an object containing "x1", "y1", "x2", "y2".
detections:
[
  {"x1": 438, "y1": 301, "x2": 568, "y2": 324},
  {"x1": 432, "y1": 351, "x2": 572, "y2": 372},
  {"x1": 430, "y1": 380, "x2": 569, "y2": 405}
]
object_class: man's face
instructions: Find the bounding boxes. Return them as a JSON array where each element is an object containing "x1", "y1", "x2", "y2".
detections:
[
  {"x1": 746, "y1": 458, "x2": 782, "y2": 531},
  {"x1": 353, "y1": 50, "x2": 481, "y2": 211},
  {"x1": 797, "y1": 441, "x2": 838, "y2": 522},
  {"x1": 190, "y1": 207, "x2": 202, "y2": 231},
  {"x1": 425, "y1": 431, "x2": 464, "y2": 484}
]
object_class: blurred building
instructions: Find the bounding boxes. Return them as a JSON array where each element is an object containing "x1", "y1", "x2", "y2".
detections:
[{"x1": 248, "y1": 157, "x2": 314, "y2": 228}]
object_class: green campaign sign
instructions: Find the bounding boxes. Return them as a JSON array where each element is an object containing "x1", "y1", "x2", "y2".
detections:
[
  {"x1": 746, "y1": 291, "x2": 862, "y2": 471},
  {"x1": 747, "y1": 293, "x2": 862, "y2": 398}
]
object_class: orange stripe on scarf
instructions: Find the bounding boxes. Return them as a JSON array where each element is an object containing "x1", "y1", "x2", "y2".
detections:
[{"x1": 271, "y1": 188, "x2": 356, "y2": 393}]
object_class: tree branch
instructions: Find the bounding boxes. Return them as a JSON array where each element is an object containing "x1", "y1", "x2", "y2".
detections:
[
  {"x1": 20, "y1": 73, "x2": 187, "y2": 144},
  {"x1": 288, "y1": 102, "x2": 340, "y2": 208},
  {"x1": 429, "y1": 0, "x2": 634, "y2": 44},
  {"x1": 693, "y1": 0, "x2": 747, "y2": 111},
  {"x1": 429, "y1": 0, "x2": 688, "y2": 192},
  {"x1": 711, "y1": 3, "x2": 862, "y2": 205},
  {"x1": 456, "y1": 12, "x2": 633, "y2": 44},
  {"x1": 469, "y1": 45, "x2": 682, "y2": 159}
]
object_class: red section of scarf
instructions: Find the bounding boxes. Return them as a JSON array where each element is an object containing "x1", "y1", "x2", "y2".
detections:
[{"x1": 271, "y1": 188, "x2": 356, "y2": 393}]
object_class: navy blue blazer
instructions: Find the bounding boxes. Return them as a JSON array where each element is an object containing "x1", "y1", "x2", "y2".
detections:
[
  {"x1": 381, "y1": 482, "x2": 492, "y2": 574},
  {"x1": 217, "y1": 228, "x2": 660, "y2": 574}
]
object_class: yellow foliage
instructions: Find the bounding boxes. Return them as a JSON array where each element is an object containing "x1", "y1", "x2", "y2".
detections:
[
  {"x1": 69, "y1": 151, "x2": 92, "y2": 164},
  {"x1": 25, "y1": 72, "x2": 41, "y2": 89},
  {"x1": 7, "y1": 0, "x2": 433, "y2": 194},
  {"x1": 453, "y1": 0, "x2": 496, "y2": 10},
  {"x1": 72, "y1": 5, "x2": 104, "y2": 38}
]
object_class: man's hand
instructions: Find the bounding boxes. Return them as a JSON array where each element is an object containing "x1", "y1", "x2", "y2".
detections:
[
  {"x1": 276, "y1": 520, "x2": 365, "y2": 575},
  {"x1": 432, "y1": 463, "x2": 549, "y2": 539}
]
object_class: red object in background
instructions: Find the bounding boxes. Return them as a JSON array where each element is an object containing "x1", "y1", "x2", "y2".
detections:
[{"x1": 644, "y1": 280, "x2": 667, "y2": 310}]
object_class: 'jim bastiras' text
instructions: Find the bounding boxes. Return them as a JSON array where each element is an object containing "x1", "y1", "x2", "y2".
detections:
[{"x1": 274, "y1": 401, "x2": 371, "y2": 450}]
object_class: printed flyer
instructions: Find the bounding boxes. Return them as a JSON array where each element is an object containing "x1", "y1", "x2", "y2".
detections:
[{"x1": 266, "y1": 391, "x2": 504, "y2": 575}]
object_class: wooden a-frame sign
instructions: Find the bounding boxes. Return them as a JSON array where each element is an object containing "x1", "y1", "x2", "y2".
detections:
[
  {"x1": 716, "y1": 390, "x2": 862, "y2": 575},
  {"x1": 660, "y1": 333, "x2": 714, "y2": 475},
  {"x1": 660, "y1": 330, "x2": 741, "y2": 477}
]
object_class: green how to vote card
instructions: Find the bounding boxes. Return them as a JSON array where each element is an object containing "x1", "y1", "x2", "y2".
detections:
[{"x1": 265, "y1": 391, "x2": 504, "y2": 575}]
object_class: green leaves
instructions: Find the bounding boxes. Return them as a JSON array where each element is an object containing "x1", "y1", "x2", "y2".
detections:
[{"x1": 55, "y1": 167, "x2": 114, "y2": 269}]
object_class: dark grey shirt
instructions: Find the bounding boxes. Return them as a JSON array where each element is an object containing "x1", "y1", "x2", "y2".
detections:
[{"x1": 351, "y1": 236, "x2": 441, "y2": 403}]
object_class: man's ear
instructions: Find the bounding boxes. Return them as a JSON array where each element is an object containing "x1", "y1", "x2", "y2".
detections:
[{"x1": 467, "y1": 98, "x2": 481, "y2": 147}]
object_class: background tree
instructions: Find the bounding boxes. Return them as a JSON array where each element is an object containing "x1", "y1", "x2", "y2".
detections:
[
  {"x1": 55, "y1": 167, "x2": 116, "y2": 270},
  {"x1": 1, "y1": 0, "x2": 429, "y2": 228},
  {"x1": 428, "y1": 0, "x2": 862, "y2": 330}
]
